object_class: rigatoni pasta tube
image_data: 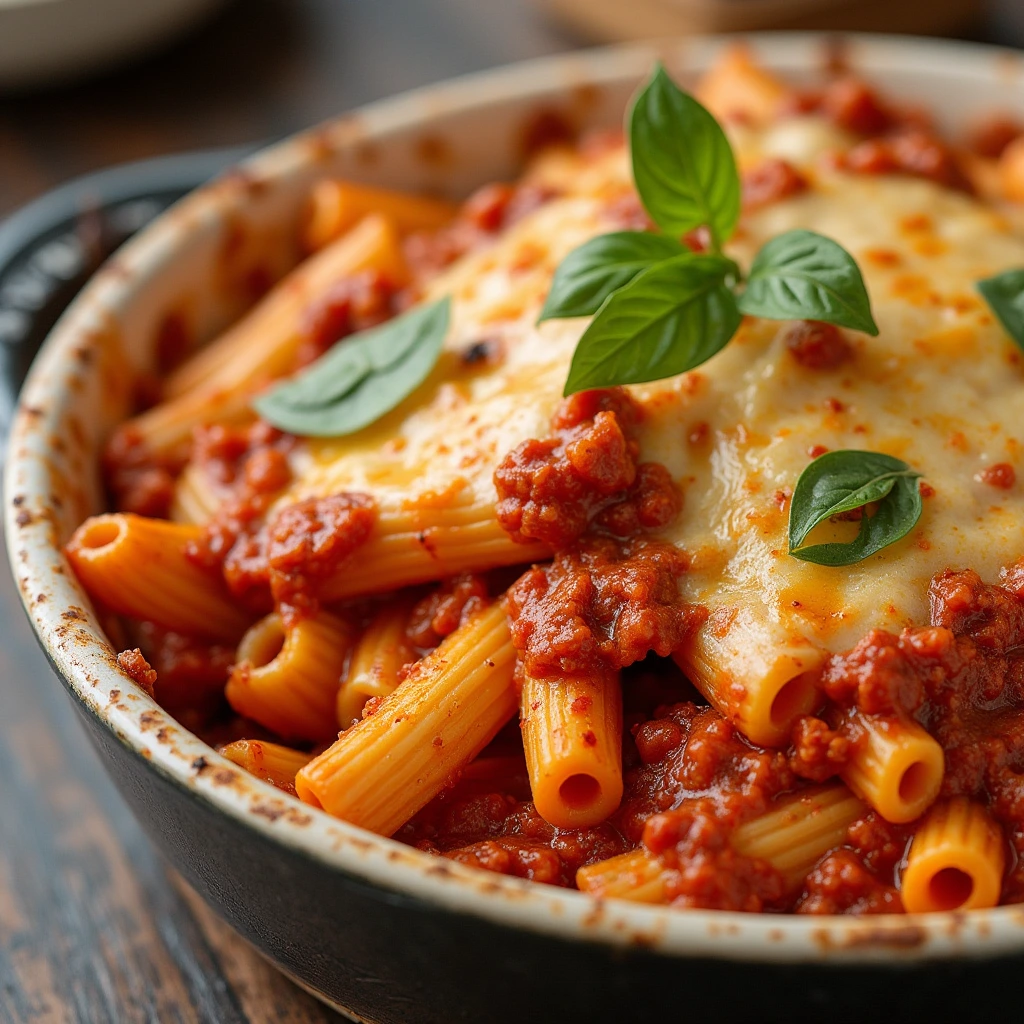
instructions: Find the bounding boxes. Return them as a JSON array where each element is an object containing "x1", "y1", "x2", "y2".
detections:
[
  {"x1": 295, "y1": 601, "x2": 517, "y2": 835},
  {"x1": 520, "y1": 670, "x2": 623, "y2": 829},
  {"x1": 319, "y1": 502, "x2": 549, "y2": 601},
  {"x1": 336, "y1": 599, "x2": 415, "y2": 729},
  {"x1": 674, "y1": 608, "x2": 823, "y2": 747},
  {"x1": 128, "y1": 216, "x2": 408, "y2": 457},
  {"x1": 841, "y1": 711, "x2": 944, "y2": 824},
  {"x1": 576, "y1": 848, "x2": 666, "y2": 903},
  {"x1": 901, "y1": 798, "x2": 1005, "y2": 913},
  {"x1": 303, "y1": 180, "x2": 457, "y2": 251},
  {"x1": 730, "y1": 785, "x2": 866, "y2": 889},
  {"x1": 696, "y1": 44, "x2": 790, "y2": 125},
  {"x1": 165, "y1": 213, "x2": 408, "y2": 398},
  {"x1": 577, "y1": 784, "x2": 865, "y2": 902},
  {"x1": 168, "y1": 491, "x2": 549, "y2": 601},
  {"x1": 218, "y1": 739, "x2": 313, "y2": 794},
  {"x1": 226, "y1": 610, "x2": 352, "y2": 743},
  {"x1": 169, "y1": 461, "x2": 226, "y2": 525},
  {"x1": 64, "y1": 513, "x2": 249, "y2": 641}
]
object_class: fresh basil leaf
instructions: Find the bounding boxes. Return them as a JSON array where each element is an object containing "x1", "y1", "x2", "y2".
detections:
[
  {"x1": 738, "y1": 229, "x2": 879, "y2": 336},
  {"x1": 253, "y1": 297, "x2": 450, "y2": 437},
  {"x1": 788, "y1": 450, "x2": 923, "y2": 567},
  {"x1": 629, "y1": 64, "x2": 741, "y2": 249},
  {"x1": 977, "y1": 268, "x2": 1024, "y2": 350},
  {"x1": 538, "y1": 232, "x2": 687, "y2": 322},
  {"x1": 563, "y1": 253, "x2": 740, "y2": 395}
]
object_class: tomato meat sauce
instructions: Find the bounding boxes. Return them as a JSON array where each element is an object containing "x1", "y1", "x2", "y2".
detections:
[{"x1": 396, "y1": 383, "x2": 1024, "y2": 912}]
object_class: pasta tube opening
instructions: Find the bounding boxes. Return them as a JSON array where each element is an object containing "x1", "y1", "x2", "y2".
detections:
[
  {"x1": 237, "y1": 615, "x2": 286, "y2": 667},
  {"x1": 901, "y1": 798, "x2": 1005, "y2": 913},
  {"x1": 227, "y1": 610, "x2": 353, "y2": 743},
  {"x1": 65, "y1": 513, "x2": 250, "y2": 641},
  {"x1": 841, "y1": 712, "x2": 944, "y2": 824},
  {"x1": 768, "y1": 670, "x2": 820, "y2": 734},
  {"x1": 520, "y1": 670, "x2": 623, "y2": 830},
  {"x1": 75, "y1": 516, "x2": 123, "y2": 549},
  {"x1": 675, "y1": 617, "x2": 823, "y2": 747}
]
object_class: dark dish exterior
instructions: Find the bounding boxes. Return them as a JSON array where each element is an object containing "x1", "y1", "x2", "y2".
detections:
[
  {"x1": 8, "y1": 34, "x2": 1024, "y2": 1022},
  {"x1": 64, "y1": 675, "x2": 1024, "y2": 1023}
]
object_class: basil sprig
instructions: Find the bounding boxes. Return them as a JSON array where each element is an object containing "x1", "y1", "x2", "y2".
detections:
[
  {"x1": 539, "y1": 232, "x2": 687, "y2": 322},
  {"x1": 978, "y1": 268, "x2": 1024, "y2": 350},
  {"x1": 788, "y1": 450, "x2": 923, "y2": 566},
  {"x1": 543, "y1": 63, "x2": 879, "y2": 396},
  {"x1": 738, "y1": 229, "x2": 879, "y2": 335},
  {"x1": 564, "y1": 254, "x2": 740, "y2": 393},
  {"x1": 629, "y1": 64, "x2": 740, "y2": 249},
  {"x1": 254, "y1": 297, "x2": 450, "y2": 437}
]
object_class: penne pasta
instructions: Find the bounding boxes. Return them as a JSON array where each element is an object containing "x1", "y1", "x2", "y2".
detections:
[
  {"x1": 901, "y1": 798, "x2": 1006, "y2": 913},
  {"x1": 218, "y1": 738, "x2": 313, "y2": 794},
  {"x1": 696, "y1": 44, "x2": 790, "y2": 125},
  {"x1": 169, "y1": 460, "x2": 229, "y2": 525},
  {"x1": 730, "y1": 785, "x2": 867, "y2": 890},
  {"x1": 63, "y1": 51, "x2": 1024, "y2": 916},
  {"x1": 318, "y1": 503, "x2": 549, "y2": 601},
  {"x1": 519, "y1": 670, "x2": 623, "y2": 829},
  {"x1": 841, "y1": 711, "x2": 944, "y2": 825},
  {"x1": 303, "y1": 179, "x2": 458, "y2": 251},
  {"x1": 227, "y1": 610, "x2": 353, "y2": 742},
  {"x1": 674, "y1": 609, "x2": 823, "y2": 747},
  {"x1": 127, "y1": 215, "x2": 408, "y2": 457},
  {"x1": 295, "y1": 601, "x2": 517, "y2": 835},
  {"x1": 336, "y1": 598, "x2": 416, "y2": 729},
  {"x1": 65, "y1": 513, "x2": 249, "y2": 641},
  {"x1": 575, "y1": 848, "x2": 667, "y2": 904},
  {"x1": 577, "y1": 785, "x2": 865, "y2": 902}
]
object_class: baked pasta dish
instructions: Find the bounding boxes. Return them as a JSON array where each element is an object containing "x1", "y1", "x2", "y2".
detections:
[{"x1": 65, "y1": 48, "x2": 1024, "y2": 915}]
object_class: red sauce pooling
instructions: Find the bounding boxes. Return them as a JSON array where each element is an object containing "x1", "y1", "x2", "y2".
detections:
[
  {"x1": 784, "y1": 320, "x2": 853, "y2": 370},
  {"x1": 185, "y1": 423, "x2": 376, "y2": 617},
  {"x1": 103, "y1": 427, "x2": 178, "y2": 518},
  {"x1": 507, "y1": 539, "x2": 706, "y2": 679},
  {"x1": 820, "y1": 78, "x2": 896, "y2": 137},
  {"x1": 295, "y1": 269, "x2": 398, "y2": 368},
  {"x1": 967, "y1": 116, "x2": 1024, "y2": 160},
  {"x1": 403, "y1": 702, "x2": 802, "y2": 910},
  {"x1": 130, "y1": 622, "x2": 235, "y2": 720},
  {"x1": 263, "y1": 494, "x2": 377, "y2": 612},
  {"x1": 742, "y1": 158, "x2": 809, "y2": 212},
  {"x1": 406, "y1": 573, "x2": 489, "y2": 653},
  {"x1": 840, "y1": 131, "x2": 973, "y2": 193},
  {"x1": 404, "y1": 180, "x2": 559, "y2": 280},
  {"x1": 494, "y1": 388, "x2": 680, "y2": 547},
  {"x1": 819, "y1": 567, "x2": 1024, "y2": 899},
  {"x1": 977, "y1": 463, "x2": 1016, "y2": 490}
]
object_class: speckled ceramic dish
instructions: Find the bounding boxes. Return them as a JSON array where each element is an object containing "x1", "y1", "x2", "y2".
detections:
[{"x1": 7, "y1": 34, "x2": 1024, "y2": 1024}]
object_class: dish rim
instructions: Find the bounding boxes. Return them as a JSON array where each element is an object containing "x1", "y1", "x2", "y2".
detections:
[{"x1": 8, "y1": 31, "x2": 1024, "y2": 964}]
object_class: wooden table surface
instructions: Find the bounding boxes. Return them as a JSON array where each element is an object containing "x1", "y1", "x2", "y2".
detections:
[{"x1": 0, "y1": 2, "x2": 1022, "y2": 1021}]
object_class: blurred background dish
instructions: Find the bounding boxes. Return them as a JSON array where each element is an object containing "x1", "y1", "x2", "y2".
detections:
[
  {"x1": 535, "y1": 0, "x2": 980, "y2": 40},
  {"x1": 0, "y1": 0, "x2": 227, "y2": 89}
]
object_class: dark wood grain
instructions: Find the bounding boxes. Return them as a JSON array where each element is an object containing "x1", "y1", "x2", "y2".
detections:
[{"x1": 0, "y1": 2, "x2": 1021, "y2": 1021}]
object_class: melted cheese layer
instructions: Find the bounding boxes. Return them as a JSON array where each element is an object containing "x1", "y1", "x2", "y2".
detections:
[{"x1": 286, "y1": 121, "x2": 1024, "y2": 654}]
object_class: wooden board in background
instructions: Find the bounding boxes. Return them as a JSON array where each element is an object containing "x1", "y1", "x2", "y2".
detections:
[{"x1": 536, "y1": 0, "x2": 982, "y2": 42}]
